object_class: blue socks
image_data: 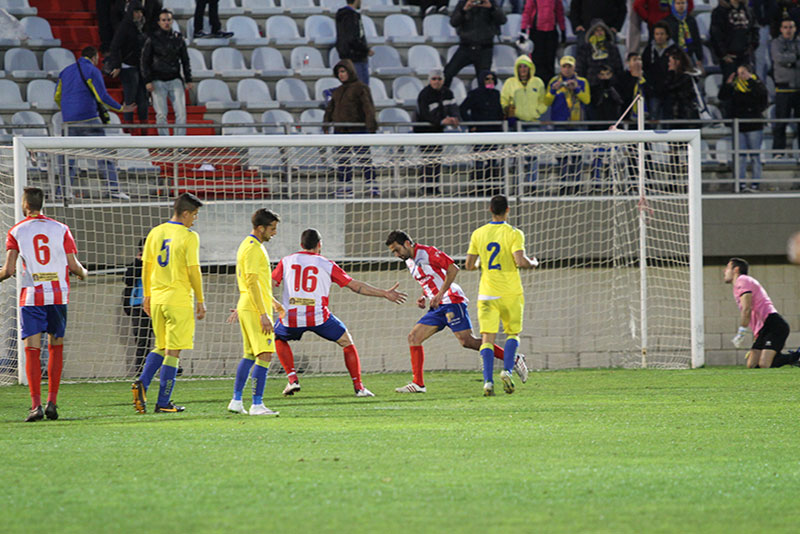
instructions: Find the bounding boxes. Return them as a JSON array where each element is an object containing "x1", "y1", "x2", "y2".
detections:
[
  {"x1": 504, "y1": 336, "x2": 519, "y2": 373},
  {"x1": 251, "y1": 362, "x2": 268, "y2": 405},
  {"x1": 233, "y1": 357, "x2": 256, "y2": 401},
  {"x1": 480, "y1": 343, "x2": 494, "y2": 383},
  {"x1": 157, "y1": 362, "x2": 178, "y2": 407},
  {"x1": 139, "y1": 351, "x2": 164, "y2": 390}
]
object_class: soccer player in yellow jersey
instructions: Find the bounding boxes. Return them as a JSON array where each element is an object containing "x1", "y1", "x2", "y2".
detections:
[
  {"x1": 132, "y1": 193, "x2": 205, "y2": 414},
  {"x1": 466, "y1": 195, "x2": 538, "y2": 396},
  {"x1": 227, "y1": 209, "x2": 281, "y2": 416}
]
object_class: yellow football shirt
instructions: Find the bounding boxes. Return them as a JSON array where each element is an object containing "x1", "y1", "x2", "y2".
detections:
[
  {"x1": 236, "y1": 234, "x2": 273, "y2": 313},
  {"x1": 142, "y1": 221, "x2": 200, "y2": 308},
  {"x1": 467, "y1": 221, "x2": 525, "y2": 297}
]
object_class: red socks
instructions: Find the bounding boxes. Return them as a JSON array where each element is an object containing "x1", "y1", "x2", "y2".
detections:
[
  {"x1": 410, "y1": 345, "x2": 425, "y2": 386},
  {"x1": 276, "y1": 340, "x2": 298, "y2": 384},
  {"x1": 342, "y1": 345, "x2": 363, "y2": 390},
  {"x1": 493, "y1": 344, "x2": 504, "y2": 360},
  {"x1": 24, "y1": 347, "x2": 42, "y2": 409},
  {"x1": 47, "y1": 344, "x2": 63, "y2": 404}
]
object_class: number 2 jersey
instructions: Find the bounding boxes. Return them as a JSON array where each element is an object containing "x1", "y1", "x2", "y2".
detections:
[
  {"x1": 142, "y1": 221, "x2": 200, "y2": 308},
  {"x1": 6, "y1": 215, "x2": 77, "y2": 306},
  {"x1": 406, "y1": 243, "x2": 467, "y2": 305},
  {"x1": 467, "y1": 221, "x2": 525, "y2": 297},
  {"x1": 271, "y1": 251, "x2": 353, "y2": 328}
]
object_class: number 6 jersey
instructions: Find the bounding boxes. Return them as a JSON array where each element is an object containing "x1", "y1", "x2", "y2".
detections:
[
  {"x1": 272, "y1": 251, "x2": 353, "y2": 327},
  {"x1": 6, "y1": 215, "x2": 77, "y2": 306}
]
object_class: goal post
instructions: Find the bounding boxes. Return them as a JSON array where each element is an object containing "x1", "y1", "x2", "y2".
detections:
[{"x1": 1, "y1": 129, "x2": 704, "y2": 385}]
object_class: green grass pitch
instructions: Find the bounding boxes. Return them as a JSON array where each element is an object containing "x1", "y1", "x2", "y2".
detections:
[{"x1": 1, "y1": 368, "x2": 799, "y2": 533}]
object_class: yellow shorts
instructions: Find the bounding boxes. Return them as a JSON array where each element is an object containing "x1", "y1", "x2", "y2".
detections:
[
  {"x1": 151, "y1": 303, "x2": 195, "y2": 350},
  {"x1": 238, "y1": 308, "x2": 275, "y2": 357},
  {"x1": 477, "y1": 294, "x2": 524, "y2": 335}
]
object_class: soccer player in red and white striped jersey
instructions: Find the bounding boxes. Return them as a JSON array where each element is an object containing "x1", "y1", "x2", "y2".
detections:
[
  {"x1": 385, "y1": 230, "x2": 529, "y2": 393},
  {"x1": 272, "y1": 228, "x2": 407, "y2": 397},
  {"x1": 0, "y1": 187, "x2": 87, "y2": 422}
]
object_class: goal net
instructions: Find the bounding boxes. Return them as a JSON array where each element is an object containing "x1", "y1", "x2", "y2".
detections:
[{"x1": 0, "y1": 130, "x2": 703, "y2": 385}]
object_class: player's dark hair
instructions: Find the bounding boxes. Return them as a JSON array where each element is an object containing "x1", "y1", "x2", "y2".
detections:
[
  {"x1": 653, "y1": 21, "x2": 670, "y2": 37},
  {"x1": 301, "y1": 228, "x2": 321, "y2": 250},
  {"x1": 173, "y1": 192, "x2": 203, "y2": 215},
  {"x1": 385, "y1": 230, "x2": 412, "y2": 247},
  {"x1": 81, "y1": 46, "x2": 98, "y2": 59},
  {"x1": 490, "y1": 195, "x2": 508, "y2": 215},
  {"x1": 728, "y1": 257, "x2": 749, "y2": 276},
  {"x1": 23, "y1": 187, "x2": 44, "y2": 212},
  {"x1": 252, "y1": 208, "x2": 280, "y2": 229}
]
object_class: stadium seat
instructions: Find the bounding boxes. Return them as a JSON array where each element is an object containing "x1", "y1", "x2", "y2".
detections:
[
  {"x1": 377, "y1": 107, "x2": 413, "y2": 133},
  {"x1": 51, "y1": 110, "x2": 62, "y2": 136},
  {"x1": 196, "y1": 78, "x2": 241, "y2": 110},
  {"x1": 422, "y1": 14, "x2": 458, "y2": 44},
  {"x1": 281, "y1": 0, "x2": 320, "y2": 15},
  {"x1": 0, "y1": 116, "x2": 9, "y2": 143},
  {"x1": 221, "y1": 110, "x2": 258, "y2": 135},
  {"x1": 240, "y1": 0, "x2": 282, "y2": 15},
  {"x1": 450, "y1": 77, "x2": 467, "y2": 104},
  {"x1": 408, "y1": 45, "x2": 443, "y2": 76},
  {"x1": 42, "y1": 47, "x2": 75, "y2": 77},
  {"x1": 290, "y1": 46, "x2": 328, "y2": 77},
  {"x1": 447, "y1": 45, "x2": 474, "y2": 75},
  {"x1": 362, "y1": 15, "x2": 385, "y2": 45},
  {"x1": 383, "y1": 14, "x2": 425, "y2": 45},
  {"x1": 19, "y1": 16, "x2": 60, "y2": 46},
  {"x1": 392, "y1": 76, "x2": 425, "y2": 105},
  {"x1": 261, "y1": 109, "x2": 296, "y2": 134},
  {"x1": 4, "y1": 48, "x2": 45, "y2": 79},
  {"x1": 0, "y1": 79, "x2": 31, "y2": 110},
  {"x1": 211, "y1": 47, "x2": 251, "y2": 78},
  {"x1": 329, "y1": 47, "x2": 340, "y2": 67},
  {"x1": 275, "y1": 78, "x2": 317, "y2": 108},
  {"x1": 299, "y1": 108, "x2": 326, "y2": 134},
  {"x1": 501, "y1": 14, "x2": 522, "y2": 41},
  {"x1": 26, "y1": 79, "x2": 58, "y2": 110},
  {"x1": 187, "y1": 48, "x2": 214, "y2": 78},
  {"x1": 0, "y1": 0, "x2": 36, "y2": 16},
  {"x1": 361, "y1": 0, "x2": 402, "y2": 14},
  {"x1": 226, "y1": 15, "x2": 269, "y2": 46},
  {"x1": 369, "y1": 45, "x2": 413, "y2": 76},
  {"x1": 162, "y1": 0, "x2": 194, "y2": 15},
  {"x1": 11, "y1": 110, "x2": 47, "y2": 136},
  {"x1": 106, "y1": 112, "x2": 127, "y2": 136},
  {"x1": 218, "y1": 0, "x2": 245, "y2": 15},
  {"x1": 319, "y1": 0, "x2": 346, "y2": 12},
  {"x1": 492, "y1": 44, "x2": 517, "y2": 76},
  {"x1": 265, "y1": 16, "x2": 308, "y2": 46},
  {"x1": 305, "y1": 15, "x2": 337, "y2": 46},
  {"x1": 369, "y1": 77, "x2": 394, "y2": 107},
  {"x1": 314, "y1": 77, "x2": 340, "y2": 101},
  {"x1": 187, "y1": 17, "x2": 230, "y2": 45},
  {"x1": 695, "y1": 12, "x2": 710, "y2": 41},
  {"x1": 237, "y1": 78, "x2": 279, "y2": 110},
  {"x1": 702, "y1": 45, "x2": 720, "y2": 74},
  {"x1": 704, "y1": 74, "x2": 722, "y2": 101},
  {"x1": 251, "y1": 47, "x2": 293, "y2": 76}
]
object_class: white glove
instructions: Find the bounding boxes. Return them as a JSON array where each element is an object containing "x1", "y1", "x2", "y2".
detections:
[{"x1": 731, "y1": 326, "x2": 748, "y2": 349}]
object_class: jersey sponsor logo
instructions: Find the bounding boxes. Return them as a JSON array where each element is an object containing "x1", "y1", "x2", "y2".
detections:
[
  {"x1": 32, "y1": 272, "x2": 58, "y2": 282},
  {"x1": 289, "y1": 297, "x2": 316, "y2": 306}
]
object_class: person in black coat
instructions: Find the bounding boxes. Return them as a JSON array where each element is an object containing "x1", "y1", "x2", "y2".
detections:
[
  {"x1": 575, "y1": 19, "x2": 624, "y2": 87},
  {"x1": 642, "y1": 21, "x2": 679, "y2": 122},
  {"x1": 415, "y1": 69, "x2": 461, "y2": 194},
  {"x1": 122, "y1": 239, "x2": 152, "y2": 376},
  {"x1": 335, "y1": 0, "x2": 372, "y2": 83},
  {"x1": 663, "y1": 0, "x2": 703, "y2": 69},
  {"x1": 664, "y1": 48, "x2": 700, "y2": 128},
  {"x1": 617, "y1": 52, "x2": 650, "y2": 123},
  {"x1": 107, "y1": 1, "x2": 149, "y2": 127},
  {"x1": 460, "y1": 70, "x2": 504, "y2": 191},
  {"x1": 443, "y1": 0, "x2": 506, "y2": 87}
]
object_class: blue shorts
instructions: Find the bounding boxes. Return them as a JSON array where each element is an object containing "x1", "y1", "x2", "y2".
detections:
[
  {"x1": 275, "y1": 314, "x2": 347, "y2": 343},
  {"x1": 417, "y1": 302, "x2": 472, "y2": 333},
  {"x1": 20, "y1": 305, "x2": 67, "y2": 339}
]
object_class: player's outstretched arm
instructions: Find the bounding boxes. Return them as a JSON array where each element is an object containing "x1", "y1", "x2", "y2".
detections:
[
  {"x1": 347, "y1": 279, "x2": 408, "y2": 304},
  {"x1": 0, "y1": 249, "x2": 19, "y2": 282},
  {"x1": 464, "y1": 254, "x2": 479, "y2": 271},
  {"x1": 66, "y1": 253, "x2": 88, "y2": 280},
  {"x1": 513, "y1": 250, "x2": 539, "y2": 269}
]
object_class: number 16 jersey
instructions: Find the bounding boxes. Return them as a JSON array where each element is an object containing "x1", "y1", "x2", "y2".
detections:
[
  {"x1": 467, "y1": 221, "x2": 525, "y2": 297},
  {"x1": 142, "y1": 221, "x2": 200, "y2": 308}
]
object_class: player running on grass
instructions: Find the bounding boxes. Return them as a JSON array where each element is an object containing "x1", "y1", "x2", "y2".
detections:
[
  {"x1": 385, "y1": 230, "x2": 529, "y2": 393},
  {"x1": 132, "y1": 193, "x2": 205, "y2": 414},
  {"x1": 465, "y1": 195, "x2": 538, "y2": 396},
  {"x1": 0, "y1": 187, "x2": 88, "y2": 422},
  {"x1": 272, "y1": 228, "x2": 407, "y2": 397},
  {"x1": 227, "y1": 209, "x2": 283, "y2": 416}
]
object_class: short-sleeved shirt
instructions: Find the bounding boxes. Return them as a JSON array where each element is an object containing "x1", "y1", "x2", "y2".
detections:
[
  {"x1": 142, "y1": 220, "x2": 200, "y2": 308},
  {"x1": 406, "y1": 243, "x2": 467, "y2": 305},
  {"x1": 467, "y1": 221, "x2": 525, "y2": 297},
  {"x1": 733, "y1": 274, "x2": 778, "y2": 336},
  {"x1": 236, "y1": 234, "x2": 273, "y2": 313},
  {"x1": 272, "y1": 251, "x2": 353, "y2": 328},
  {"x1": 6, "y1": 215, "x2": 77, "y2": 306}
]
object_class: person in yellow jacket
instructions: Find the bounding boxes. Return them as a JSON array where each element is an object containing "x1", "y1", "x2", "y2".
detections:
[{"x1": 500, "y1": 54, "x2": 548, "y2": 126}]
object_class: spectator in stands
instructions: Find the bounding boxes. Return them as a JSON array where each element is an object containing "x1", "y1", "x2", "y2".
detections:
[
  {"x1": 123, "y1": 238, "x2": 152, "y2": 376},
  {"x1": 335, "y1": 0, "x2": 373, "y2": 84},
  {"x1": 665, "y1": 48, "x2": 700, "y2": 128},
  {"x1": 719, "y1": 64, "x2": 768, "y2": 191},
  {"x1": 112, "y1": 0, "x2": 162, "y2": 36},
  {"x1": 663, "y1": 0, "x2": 703, "y2": 70},
  {"x1": 107, "y1": 2, "x2": 149, "y2": 131},
  {"x1": 460, "y1": 70, "x2": 504, "y2": 192},
  {"x1": 98, "y1": 0, "x2": 115, "y2": 53},
  {"x1": 500, "y1": 54, "x2": 547, "y2": 126},
  {"x1": 520, "y1": 0, "x2": 566, "y2": 86},
  {"x1": 141, "y1": 9, "x2": 193, "y2": 136},
  {"x1": 589, "y1": 64, "x2": 623, "y2": 126},
  {"x1": 414, "y1": 68, "x2": 461, "y2": 195},
  {"x1": 444, "y1": 0, "x2": 506, "y2": 87},
  {"x1": 770, "y1": 17, "x2": 800, "y2": 158},
  {"x1": 617, "y1": 52, "x2": 650, "y2": 123},
  {"x1": 634, "y1": 0, "x2": 695, "y2": 37},
  {"x1": 193, "y1": 0, "x2": 233, "y2": 38},
  {"x1": 711, "y1": 0, "x2": 759, "y2": 80},
  {"x1": 576, "y1": 19, "x2": 624, "y2": 88},
  {"x1": 569, "y1": 0, "x2": 627, "y2": 43},
  {"x1": 769, "y1": 0, "x2": 800, "y2": 38},
  {"x1": 642, "y1": 21, "x2": 678, "y2": 122},
  {"x1": 324, "y1": 59, "x2": 378, "y2": 198},
  {"x1": 55, "y1": 46, "x2": 135, "y2": 200}
]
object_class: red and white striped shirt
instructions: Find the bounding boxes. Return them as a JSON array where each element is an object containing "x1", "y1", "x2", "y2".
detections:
[
  {"x1": 272, "y1": 251, "x2": 353, "y2": 328},
  {"x1": 406, "y1": 244, "x2": 467, "y2": 305},
  {"x1": 6, "y1": 215, "x2": 77, "y2": 307}
]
